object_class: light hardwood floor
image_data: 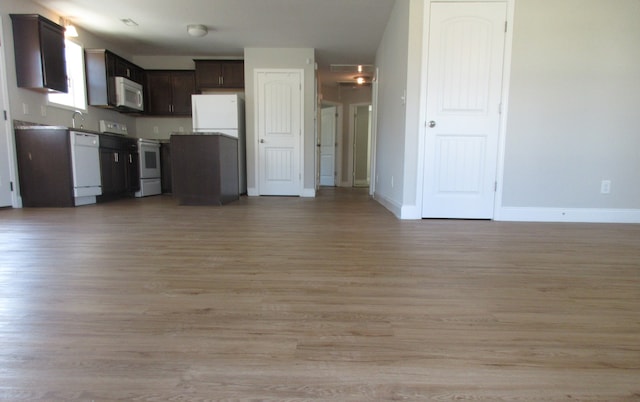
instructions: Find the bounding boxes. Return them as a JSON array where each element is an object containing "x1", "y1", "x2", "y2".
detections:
[{"x1": 1, "y1": 188, "x2": 639, "y2": 401}]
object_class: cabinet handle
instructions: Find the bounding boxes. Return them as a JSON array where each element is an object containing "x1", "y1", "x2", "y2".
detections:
[
  {"x1": 114, "y1": 152, "x2": 119, "y2": 163},
  {"x1": 28, "y1": 152, "x2": 32, "y2": 161},
  {"x1": 126, "y1": 68, "x2": 130, "y2": 77},
  {"x1": 129, "y1": 154, "x2": 133, "y2": 163}
]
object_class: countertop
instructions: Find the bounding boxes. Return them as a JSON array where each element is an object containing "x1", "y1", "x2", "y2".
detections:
[
  {"x1": 14, "y1": 124, "x2": 130, "y2": 139},
  {"x1": 170, "y1": 132, "x2": 238, "y2": 140}
]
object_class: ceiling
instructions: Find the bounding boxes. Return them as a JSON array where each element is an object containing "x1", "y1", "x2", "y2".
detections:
[{"x1": 32, "y1": 0, "x2": 396, "y2": 86}]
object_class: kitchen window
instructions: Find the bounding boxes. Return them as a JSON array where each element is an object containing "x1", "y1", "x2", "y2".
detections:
[{"x1": 48, "y1": 39, "x2": 86, "y2": 111}]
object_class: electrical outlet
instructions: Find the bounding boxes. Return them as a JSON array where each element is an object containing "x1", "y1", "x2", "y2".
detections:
[
  {"x1": 22, "y1": 103, "x2": 29, "y2": 115},
  {"x1": 153, "y1": 126, "x2": 159, "y2": 134},
  {"x1": 40, "y1": 105, "x2": 47, "y2": 117},
  {"x1": 600, "y1": 180, "x2": 611, "y2": 194}
]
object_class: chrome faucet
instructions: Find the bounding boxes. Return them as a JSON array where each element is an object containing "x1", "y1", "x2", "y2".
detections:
[{"x1": 71, "y1": 110, "x2": 85, "y2": 129}]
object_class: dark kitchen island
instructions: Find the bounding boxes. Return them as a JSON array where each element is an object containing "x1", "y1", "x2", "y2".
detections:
[{"x1": 170, "y1": 133, "x2": 239, "y2": 205}]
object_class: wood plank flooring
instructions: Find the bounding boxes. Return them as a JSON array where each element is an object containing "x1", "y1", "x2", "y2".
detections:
[{"x1": 0, "y1": 188, "x2": 639, "y2": 401}]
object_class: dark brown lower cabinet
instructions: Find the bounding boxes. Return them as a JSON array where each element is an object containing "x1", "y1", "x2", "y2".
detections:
[
  {"x1": 160, "y1": 142, "x2": 172, "y2": 193},
  {"x1": 170, "y1": 134, "x2": 238, "y2": 205},
  {"x1": 14, "y1": 128, "x2": 74, "y2": 207},
  {"x1": 97, "y1": 135, "x2": 139, "y2": 202}
]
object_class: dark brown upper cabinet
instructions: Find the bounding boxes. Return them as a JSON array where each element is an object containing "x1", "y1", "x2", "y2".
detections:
[
  {"x1": 85, "y1": 49, "x2": 145, "y2": 109},
  {"x1": 194, "y1": 60, "x2": 244, "y2": 91},
  {"x1": 10, "y1": 14, "x2": 68, "y2": 93},
  {"x1": 145, "y1": 70, "x2": 195, "y2": 116}
]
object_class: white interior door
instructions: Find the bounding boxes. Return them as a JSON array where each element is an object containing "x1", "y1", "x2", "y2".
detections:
[
  {"x1": 256, "y1": 70, "x2": 303, "y2": 196},
  {"x1": 422, "y1": 2, "x2": 507, "y2": 219},
  {"x1": 0, "y1": 31, "x2": 13, "y2": 207},
  {"x1": 320, "y1": 106, "x2": 336, "y2": 186}
]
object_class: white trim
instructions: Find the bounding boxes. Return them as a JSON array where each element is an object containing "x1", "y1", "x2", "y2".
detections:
[
  {"x1": 247, "y1": 187, "x2": 259, "y2": 196},
  {"x1": 400, "y1": 204, "x2": 421, "y2": 220},
  {"x1": 374, "y1": 191, "x2": 403, "y2": 218},
  {"x1": 493, "y1": 0, "x2": 516, "y2": 220},
  {"x1": 497, "y1": 207, "x2": 640, "y2": 224},
  {"x1": 302, "y1": 188, "x2": 316, "y2": 197},
  {"x1": 369, "y1": 68, "x2": 380, "y2": 196},
  {"x1": 0, "y1": 18, "x2": 21, "y2": 208}
]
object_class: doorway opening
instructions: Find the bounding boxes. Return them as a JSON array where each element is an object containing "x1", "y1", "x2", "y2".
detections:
[{"x1": 351, "y1": 103, "x2": 372, "y2": 188}]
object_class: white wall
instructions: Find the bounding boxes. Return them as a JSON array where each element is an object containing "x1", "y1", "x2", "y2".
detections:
[
  {"x1": 501, "y1": 0, "x2": 640, "y2": 219},
  {"x1": 400, "y1": 0, "x2": 426, "y2": 219},
  {"x1": 373, "y1": 0, "x2": 412, "y2": 216},
  {"x1": 243, "y1": 48, "x2": 316, "y2": 195}
]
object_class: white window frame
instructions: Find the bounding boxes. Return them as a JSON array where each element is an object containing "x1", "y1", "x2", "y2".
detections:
[{"x1": 47, "y1": 38, "x2": 87, "y2": 111}]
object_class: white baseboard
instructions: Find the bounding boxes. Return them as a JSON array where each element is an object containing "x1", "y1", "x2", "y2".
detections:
[
  {"x1": 400, "y1": 204, "x2": 421, "y2": 220},
  {"x1": 373, "y1": 192, "x2": 402, "y2": 218},
  {"x1": 496, "y1": 207, "x2": 640, "y2": 223},
  {"x1": 247, "y1": 187, "x2": 315, "y2": 198}
]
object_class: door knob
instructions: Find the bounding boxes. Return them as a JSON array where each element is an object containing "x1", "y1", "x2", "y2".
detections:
[
  {"x1": 428, "y1": 120, "x2": 436, "y2": 128},
  {"x1": 260, "y1": 139, "x2": 265, "y2": 143}
]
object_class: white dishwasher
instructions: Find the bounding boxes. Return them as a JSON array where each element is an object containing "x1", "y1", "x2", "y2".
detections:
[{"x1": 70, "y1": 131, "x2": 102, "y2": 206}]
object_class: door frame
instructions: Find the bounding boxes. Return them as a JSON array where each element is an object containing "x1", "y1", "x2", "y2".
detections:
[
  {"x1": 0, "y1": 17, "x2": 20, "y2": 208},
  {"x1": 347, "y1": 102, "x2": 372, "y2": 188},
  {"x1": 415, "y1": 0, "x2": 516, "y2": 219},
  {"x1": 369, "y1": 68, "x2": 379, "y2": 196}
]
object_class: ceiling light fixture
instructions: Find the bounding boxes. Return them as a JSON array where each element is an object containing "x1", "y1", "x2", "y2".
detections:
[
  {"x1": 59, "y1": 17, "x2": 78, "y2": 37},
  {"x1": 187, "y1": 24, "x2": 208, "y2": 37},
  {"x1": 355, "y1": 76, "x2": 369, "y2": 85},
  {"x1": 64, "y1": 24, "x2": 78, "y2": 37}
]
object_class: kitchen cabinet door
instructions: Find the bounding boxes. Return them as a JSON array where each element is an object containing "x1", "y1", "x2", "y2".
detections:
[
  {"x1": 171, "y1": 71, "x2": 196, "y2": 115},
  {"x1": 115, "y1": 57, "x2": 144, "y2": 84},
  {"x1": 194, "y1": 60, "x2": 244, "y2": 90},
  {"x1": 10, "y1": 14, "x2": 68, "y2": 93},
  {"x1": 124, "y1": 139, "x2": 140, "y2": 193},
  {"x1": 145, "y1": 71, "x2": 172, "y2": 115},
  {"x1": 99, "y1": 148, "x2": 126, "y2": 196},
  {"x1": 14, "y1": 128, "x2": 74, "y2": 207},
  {"x1": 220, "y1": 61, "x2": 245, "y2": 88},
  {"x1": 145, "y1": 70, "x2": 195, "y2": 116},
  {"x1": 98, "y1": 135, "x2": 138, "y2": 201}
]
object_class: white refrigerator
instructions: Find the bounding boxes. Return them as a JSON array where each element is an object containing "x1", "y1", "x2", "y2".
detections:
[{"x1": 192, "y1": 93, "x2": 246, "y2": 194}]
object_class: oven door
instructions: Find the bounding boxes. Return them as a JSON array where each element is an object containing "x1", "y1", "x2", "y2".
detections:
[{"x1": 138, "y1": 140, "x2": 161, "y2": 179}]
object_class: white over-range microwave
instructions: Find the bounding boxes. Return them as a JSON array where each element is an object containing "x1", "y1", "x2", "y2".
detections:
[{"x1": 114, "y1": 76, "x2": 144, "y2": 112}]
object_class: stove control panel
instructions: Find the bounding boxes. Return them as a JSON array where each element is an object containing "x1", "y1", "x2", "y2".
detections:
[{"x1": 99, "y1": 120, "x2": 128, "y2": 135}]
